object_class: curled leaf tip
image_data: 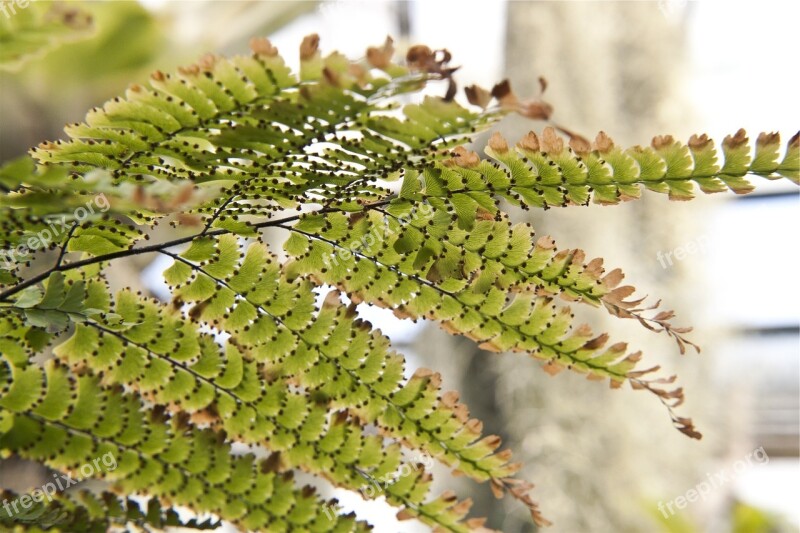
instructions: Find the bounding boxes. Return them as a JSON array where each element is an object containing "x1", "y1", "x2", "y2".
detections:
[
  {"x1": 488, "y1": 132, "x2": 509, "y2": 153},
  {"x1": 723, "y1": 128, "x2": 749, "y2": 149},
  {"x1": 651, "y1": 134, "x2": 676, "y2": 150},
  {"x1": 465, "y1": 84, "x2": 492, "y2": 109},
  {"x1": 249, "y1": 36, "x2": 278, "y2": 57},
  {"x1": 593, "y1": 130, "x2": 615, "y2": 153},
  {"x1": 366, "y1": 36, "x2": 393, "y2": 69},
  {"x1": 300, "y1": 33, "x2": 320, "y2": 60},
  {"x1": 688, "y1": 133, "x2": 711, "y2": 150},
  {"x1": 541, "y1": 127, "x2": 564, "y2": 154},
  {"x1": 518, "y1": 131, "x2": 540, "y2": 152}
]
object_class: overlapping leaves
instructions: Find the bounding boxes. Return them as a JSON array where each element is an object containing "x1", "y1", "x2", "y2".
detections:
[{"x1": 0, "y1": 32, "x2": 797, "y2": 532}]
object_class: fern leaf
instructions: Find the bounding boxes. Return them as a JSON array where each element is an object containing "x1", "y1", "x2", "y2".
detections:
[
  {"x1": 10, "y1": 265, "x2": 499, "y2": 530},
  {"x1": 0, "y1": 488, "x2": 219, "y2": 531},
  {"x1": 0, "y1": 356, "x2": 370, "y2": 531},
  {"x1": 420, "y1": 128, "x2": 799, "y2": 210},
  {"x1": 0, "y1": 2, "x2": 92, "y2": 71}
]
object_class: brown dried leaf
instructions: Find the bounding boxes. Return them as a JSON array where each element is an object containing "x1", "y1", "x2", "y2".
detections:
[
  {"x1": 601, "y1": 268, "x2": 625, "y2": 288},
  {"x1": 593, "y1": 131, "x2": 615, "y2": 153},
  {"x1": 366, "y1": 36, "x2": 394, "y2": 69},
  {"x1": 723, "y1": 128, "x2": 748, "y2": 149},
  {"x1": 249, "y1": 36, "x2": 278, "y2": 57},
  {"x1": 540, "y1": 127, "x2": 564, "y2": 154},
  {"x1": 488, "y1": 132, "x2": 509, "y2": 154},
  {"x1": 489, "y1": 479, "x2": 505, "y2": 499},
  {"x1": 490, "y1": 79, "x2": 518, "y2": 107},
  {"x1": 406, "y1": 44, "x2": 434, "y2": 70},
  {"x1": 518, "y1": 131, "x2": 540, "y2": 152},
  {"x1": 518, "y1": 100, "x2": 553, "y2": 120},
  {"x1": 465, "y1": 84, "x2": 492, "y2": 108},
  {"x1": 300, "y1": 33, "x2": 320, "y2": 61}
]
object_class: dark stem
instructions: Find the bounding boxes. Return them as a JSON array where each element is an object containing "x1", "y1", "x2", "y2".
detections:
[{"x1": 0, "y1": 200, "x2": 392, "y2": 302}]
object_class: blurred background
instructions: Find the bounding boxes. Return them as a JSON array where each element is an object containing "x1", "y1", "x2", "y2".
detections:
[{"x1": 0, "y1": 1, "x2": 798, "y2": 532}]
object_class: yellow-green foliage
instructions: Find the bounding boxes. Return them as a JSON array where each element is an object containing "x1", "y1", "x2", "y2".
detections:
[
  {"x1": 0, "y1": 1, "x2": 93, "y2": 71},
  {"x1": 0, "y1": 34, "x2": 797, "y2": 531}
]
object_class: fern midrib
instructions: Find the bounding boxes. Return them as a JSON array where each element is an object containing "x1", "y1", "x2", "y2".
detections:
[
  {"x1": 286, "y1": 225, "x2": 631, "y2": 381},
  {"x1": 435, "y1": 167, "x2": 788, "y2": 200},
  {"x1": 170, "y1": 246, "x2": 506, "y2": 491},
  {"x1": 0, "y1": 200, "x2": 391, "y2": 302},
  {"x1": 82, "y1": 251, "x2": 472, "y2": 531},
  {"x1": 89, "y1": 319, "x2": 249, "y2": 407},
  {"x1": 13, "y1": 412, "x2": 290, "y2": 528}
]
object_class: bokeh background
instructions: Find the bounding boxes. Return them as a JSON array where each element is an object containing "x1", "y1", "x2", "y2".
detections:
[{"x1": 1, "y1": 1, "x2": 798, "y2": 532}]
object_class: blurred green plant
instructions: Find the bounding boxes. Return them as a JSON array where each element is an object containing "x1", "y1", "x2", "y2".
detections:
[{"x1": 0, "y1": 0, "x2": 93, "y2": 71}]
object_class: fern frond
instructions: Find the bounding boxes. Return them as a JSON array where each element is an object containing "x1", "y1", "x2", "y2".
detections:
[
  {"x1": 0, "y1": 488, "x2": 219, "y2": 531},
  {"x1": 0, "y1": 356, "x2": 370, "y2": 532},
  {"x1": 7, "y1": 263, "x2": 503, "y2": 530},
  {"x1": 290, "y1": 204, "x2": 697, "y2": 352},
  {"x1": 417, "y1": 128, "x2": 798, "y2": 211},
  {"x1": 283, "y1": 207, "x2": 699, "y2": 438},
  {"x1": 158, "y1": 235, "x2": 541, "y2": 526},
  {"x1": 31, "y1": 37, "x2": 497, "y2": 236}
]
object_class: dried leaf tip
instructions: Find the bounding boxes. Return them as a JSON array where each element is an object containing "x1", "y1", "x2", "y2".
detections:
[
  {"x1": 651, "y1": 134, "x2": 676, "y2": 150},
  {"x1": 488, "y1": 132, "x2": 509, "y2": 154},
  {"x1": 518, "y1": 131, "x2": 540, "y2": 152},
  {"x1": 406, "y1": 45, "x2": 455, "y2": 75},
  {"x1": 688, "y1": 133, "x2": 712, "y2": 150},
  {"x1": 538, "y1": 76, "x2": 548, "y2": 94},
  {"x1": 249, "y1": 37, "x2": 279, "y2": 57},
  {"x1": 541, "y1": 127, "x2": 564, "y2": 154},
  {"x1": 569, "y1": 135, "x2": 592, "y2": 155},
  {"x1": 593, "y1": 131, "x2": 615, "y2": 153},
  {"x1": 519, "y1": 100, "x2": 553, "y2": 121},
  {"x1": 723, "y1": 128, "x2": 748, "y2": 149},
  {"x1": 756, "y1": 131, "x2": 780, "y2": 148},
  {"x1": 405, "y1": 44, "x2": 433, "y2": 70},
  {"x1": 366, "y1": 36, "x2": 394, "y2": 69},
  {"x1": 445, "y1": 146, "x2": 480, "y2": 168},
  {"x1": 490, "y1": 79, "x2": 518, "y2": 107},
  {"x1": 465, "y1": 84, "x2": 492, "y2": 109},
  {"x1": 197, "y1": 53, "x2": 217, "y2": 72},
  {"x1": 300, "y1": 33, "x2": 320, "y2": 61}
]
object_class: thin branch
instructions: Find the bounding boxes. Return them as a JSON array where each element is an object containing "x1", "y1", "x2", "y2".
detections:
[
  {"x1": 53, "y1": 223, "x2": 79, "y2": 268},
  {"x1": 0, "y1": 200, "x2": 392, "y2": 302}
]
